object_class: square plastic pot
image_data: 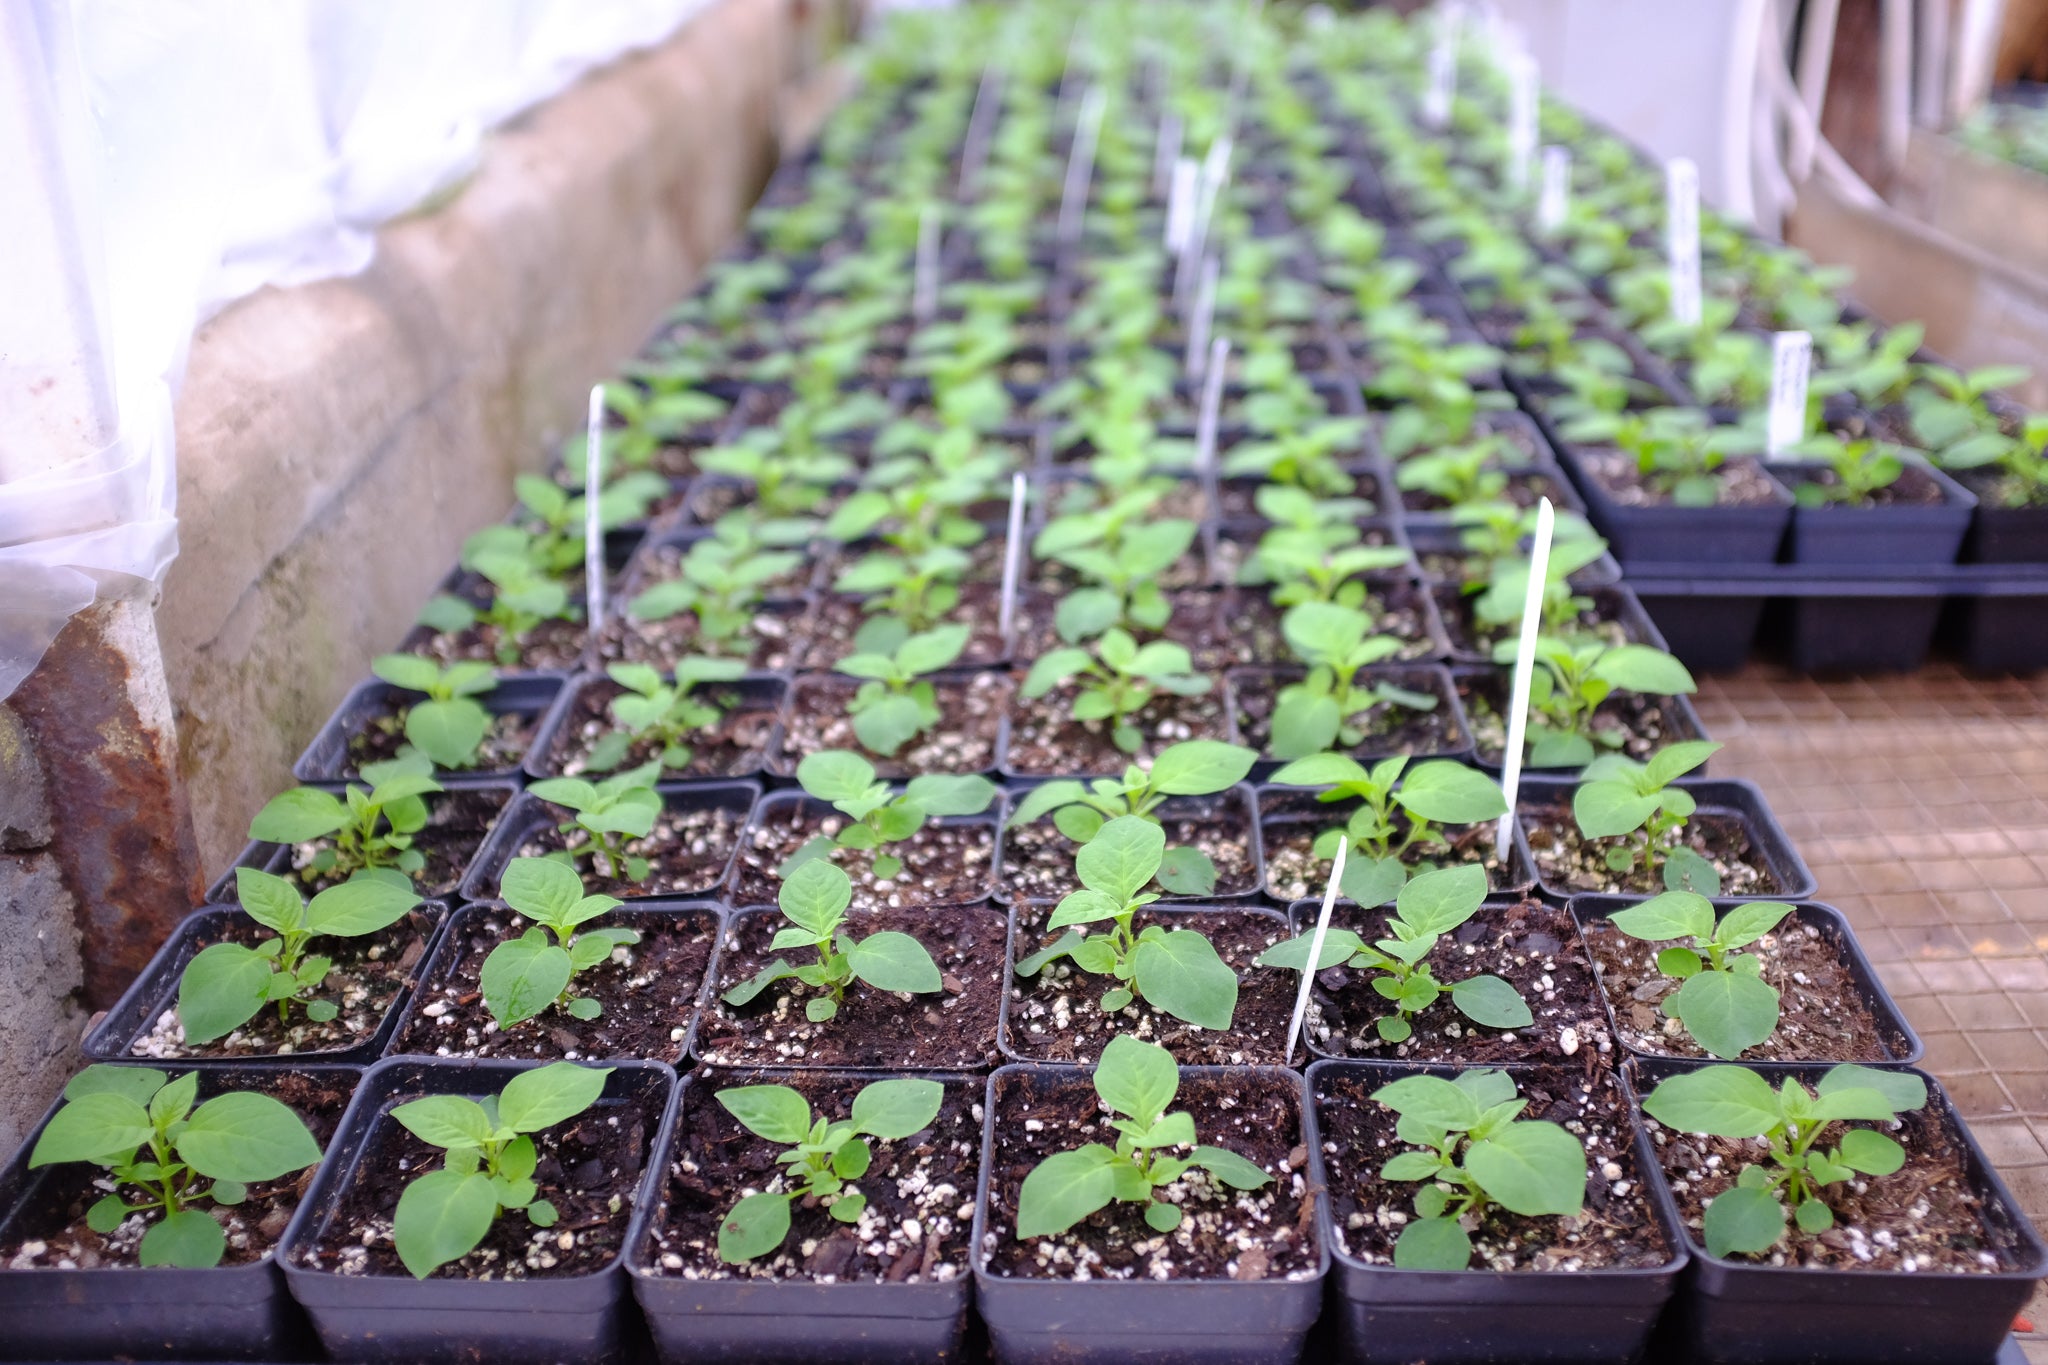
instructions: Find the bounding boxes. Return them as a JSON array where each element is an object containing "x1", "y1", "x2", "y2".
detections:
[
  {"x1": 1567, "y1": 896, "x2": 1922, "y2": 1065},
  {"x1": 1630, "y1": 587, "x2": 1768, "y2": 674},
  {"x1": 460, "y1": 780, "x2": 758, "y2": 903},
  {"x1": 1778, "y1": 460, "x2": 1979, "y2": 567},
  {"x1": 1770, "y1": 585, "x2": 1952, "y2": 674},
  {"x1": 1226, "y1": 664, "x2": 1473, "y2": 781},
  {"x1": 625, "y1": 1068, "x2": 983, "y2": 1364},
  {"x1": 1255, "y1": 782, "x2": 1540, "y2": 906},
  {"x1": 1406, "y1": 523, "x2": 1622, "y2": 589},
  {"x1": 1430, "y1": 582, "x2": 1668, "y2": 667},
  {"x1": 278, "y1": 1057, "x2": 676, "y2": 1365},
  {"x1": 1944, "y1": 585, "x2": 2048, "y2": 674},
  {"x1": 1571, "y1": 456, "x2": 1795, "y2": 567},
  {"x1": 1305, "y1": 1057, "x2": 1686, "y2": 1364},
  {"x1": 727, "y1": 789, "x2": 1001, "y2": 909},
  {"x1": 1447, "y1": 665, "x2": 1709, "y2": 777},
  {"x1": 1626, "y1": 1059, "x2": 2048, "y2": 1365},
  {"x1": 1513, "y1": 777, "x2": 1816, "y2": 904},
  {"x1": 84, "y1": 901, "x2": 449, "y2": 1067},
  {"x1": 768, "y1": 669, "x2": 1014, "y2": 781},
  {"x1": 522, "y1": 670, "x2": 786, "y2": 782},
  {"x1": 294, "y1": 675, "x2": 562, "y2": 784},
  {"x1": 993, "y1": 784, "x2": 1269, "y2": 907},
  {"x1": 971, "y1": 1064, "x2": 1328, "y2": 1365},
  {"x1": 1398, "y1": 457, "x2": 1589, "y2": 530},
  {"x1": 0, "y1": 1062, "x2": 361, "y2": 1362},
  {"x1": 1965, "y1": 500, "x2": 2048, "y2": 565}
]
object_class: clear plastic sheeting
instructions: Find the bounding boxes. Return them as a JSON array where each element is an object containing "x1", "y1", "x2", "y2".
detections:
[{"x1": 0, "y1": 0, "x2": 716, "y2": 700}]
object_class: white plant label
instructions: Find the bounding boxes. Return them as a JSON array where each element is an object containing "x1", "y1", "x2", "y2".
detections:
[
  {"x1": 914, "y1": 206, "x2": 940, "y2": 324},
  {"x1": 1153, "y1": 111, "x2": 1183, "y2": 198},
  {"x1": 1495, "y1": 497, "x2": 1555, "y2": 862},
  {"x1": 1195, "y1": 337, "x2": 1231, "y2": 478},
  {"x1": 957, "y1": 64, "x2": 1002, "y2": 197},
  {"x1": 1665, "y1": 156, "x2": 1702, "y2": 328},
  {"x1": 1058, "y1": 86, "x2": 1107, "y2": 245},
  {"x1": 1767, "y1": 330, "x2": 1814, "y2": 458},
  {"x1": 1424, "y1": 8, "x2": 1459, "y2": 128},
  {"x1": 997, "y1": 472, "x2": 1027, "y2": 644},
  {"x1": 1178, "y1": 137, "x2": 1233, "y2": 309},
  {"x1": 1284, "y1": 837, "x2": 1347, "y2": 1066},
  {"x1": 1166, "y1": 156, "x2": 1197, "y2": 255},
  {"x1": 1186, "y1": 255, "x2": 1220, "y2": 382},
  {"x1": 1506, "y1": 52, "x2": 1538, "y2": 193},
  {"x1": 583, "y1": 384, "x2": 608, "y2": 633},
  {"x1": 1537, "y1": 145, "x2": 1571, "y2": 231}
]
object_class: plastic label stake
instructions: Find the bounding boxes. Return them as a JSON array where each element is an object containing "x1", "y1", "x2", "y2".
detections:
[
  {"x1": 914, "y1": 206, "x2": 940, "y2": 325},
  {"x1": 1665, "y1": 157, "x2": 1702, "y2": 328},
  {"x1": 1284, "y1": 838, "x2": 1347, "y2": 1066},
  {"x1": 1058, "y1": 86, "x2": 1107, "y2": 246},
  {"x1": 1507, "y1": 52, "x2": 1538, "y2": 193},
  {"x1": 957, "y1": 64, "x2": 1003, "y2": 197},
  {"x1": 1537, "y1": 145, "x2": 1571, "y2": 232},
  {"x1": 1166, "y1": 156, "x2": 1197, "y2": 255},
  {"x1": 1495, "y1": 497, "x2": 1555, "y2": 863},
  {"x1": 1154, "y1": 111, "x2": 1183, "y2": 198},
  {"x1": 1186, "y1": 255, "x2": 1220, "y2": 382},
  {"x1": 1424, "y1": 8, "x2": 1458, "y2": 128},
  {"x1": 997, "y1": 472, "x2": 1028, "y2": 646},
  {"x1": 1767, "y1": 330, "x2": 1814, "y2": 458},
  {"x1": 1194, "y1": 337, "x2": 1231, "y2": 479},
  {"x1": 583, "y1": 384, "x2": 608, "y2": 633},
  {"x1": 1177, "y1": 137, "x2": 1232, "y2": 311}
]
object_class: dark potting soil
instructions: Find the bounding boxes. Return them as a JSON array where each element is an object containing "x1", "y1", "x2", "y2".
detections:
[
  {"x1": 129, "y1": 907, "x2": 438, "y2": 1059},
  {"x1": 1521, "y1": 805, "x2": 1776, "y2": 897},
  {"x1": 775, "y1": 673, "x2": 1012, "y2": 777},
  {"x1": 1032, "y1": 549, "x2": 1209, "y2": 596},
  {"x1": 1217, "y1": 584, "x2": 1440, "y2": 665},
  {"x1": 622, "y1": 538, "x2": 812, "y2": 600},
  {"x1": 1304, "y1": 899, "x2": 1611, "y2": 1068},
  {"x1": 800, "y1": 584, "x2": 1024, "y2": 669},
  {"x1": 284, "y1": 788, "x2": 509, "y2": 900},
  {"x1": 1646, "y1": 1105, "x2": 2030, "y2": 1273},
  {"x1": 1000, "y1": 814, "x2": 1257, "y2": 903},
  {"x1": 299, "y1": 1096, "x2": 650, "y2": 1281},
  {"x1": 1004, "y1": 909, "x2": 1297, "y2": 1066},
  {"x1": 1003, "y1": 685, "x2": 1230, "y2": 777},
  {"x1": 695, "y1": 905, "x2": 1004, "y2": 1069},
  {"x1": 517, "y1": 801, "x2": 743, "y2": 899},
  {"x1": 539, "y1": 680, "x2": 777, "y2": 780},
  {"x1": 1458, "y1": 673, "x2": 1690, "y2": 767},
  {"x1": 1, "y1": 1070, "x2": 356, "y2": 1270},
  {"x1": 642, "y1": 1069, "x2": 981, "y2": 1284},
  {"x1": 1214, "y1": 472, "x2": 1383, "y2": 523},
  {"x1": 597, "y1": 601, "x2": 807, "y2": 673},
  {"x1": 1781, "y1": 460, "x2": 1949, "y2": 509},
  {"x1": 728, "y1": 810, "x2": 995, "y2": 911},
  {"x1": 343, "y1": 704, "x2": 534, "y2": 778},
  {"x1": 1584, "y1": 919, "x2": 1901, "y2": 1062},
  {"x1": 392, "y1": 907, "x2": 720, "y2": 1064},
  {"x1": 1232, "y1": 670, "x2": 1462, "y2": 759},
  {"x1": 1400, "y1": 469, "x2": 1572, "y2": 516},
  {"x1": 689, "y1": 482, "x2": 851, "y2": 526},
  {"x1": 1432, "y1": 584, "x2": 1632, "y2": 660},
  {"x1": 980, "y1": 1069, "x2": 1320, "y2": 1283},
  {"x1": 1317, "y1": 1064, "x2": 1672, "y2": 1271},
  {"x1": 1262, "y1": 818, "x2": 1524, "y2": 903},
  {"x1": 1209, "y1": 526, "x2": 1408, "y2": 589},
  {"x1": 1577, "y1": 448, "x2": 1785, "y2": 509},
  {"x1": 407, "y1": 614, "x2": 588, "y2": 673}
]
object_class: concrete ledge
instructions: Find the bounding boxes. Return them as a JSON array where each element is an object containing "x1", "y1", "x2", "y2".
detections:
[{"x1": 160, "y1": 0, "x2": 835, "y2": 873}]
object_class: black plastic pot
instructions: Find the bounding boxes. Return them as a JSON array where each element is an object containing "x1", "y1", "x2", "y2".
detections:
[
  {"x1": 1629, "y1": 584, "x2": 1770, "y2": 674},
  {"x1": 1627, "y1": 1059, "x2": 2048, "y2": 1365},
  {"x1": 1771, "y1": 585, "x2": 1953, "y2": 674},
  {"x1": 726, "y1": 788, "x2": 1001, "y2": 908},
  {"x1": 1945, "y1": 581, "x2": 2048, "y2": 674},
  {"x1": 1306, "y1": 1057, "x2": 1685, "y2": 1364},
  {"x1": 522, "y1": 669, "x2": 786, "y2": 782},
  {"x1": 994, "y1": 783, "x2": 1268, "y2": 906},
  {"x1": 626, "y1": 1068, "x2": 983, "y2": 1364},
  {"x1": 278, "y1": 1057, "x2": 675, "y2": 1365},
  {"x1": 1513, "y1": 777, "x2": 1816, "y2": 904},
  {"x1": 0, "y1": 1062, "x2": 360, "y2": 1363},
  {"x1": 1964, "y1": 499, "x2": 2048, "y2": 565},
  {"x1": 1430, "y1": 582, "x2": 1669, "y2": 667},
  {"x1": 1226, "y1": 663, "x2": 1474, "y2": 780},
  {"x1": 84, "y1": 901, "x2": 448, "y2": 1067},
  {"x1": 294, "y1": 675, "x2": 562, "y2": 784},
  {"x1": 768, "y1": 669, "x2": 1014, "y2": 781},
  {"x1": 1568, "y1": 896, "x2": 1922, "y2": 1065},
  {"x1": 1406, "y1": 523, "x2": 1623, "y2": 589},
  {"x1": 1568, "y1": 455, "x2": 1795, "y2": 567},
  {"x1": 1256, "y1": 782, "x2": 1539, "y2": 905},
  {"x1": 1398, "y1": 457, "x2": 1590, "y2": 530},
  {"x1": 1779, "y1": 459, "x2": 1979, "y2": 567},
  {"x1": 971, "y1": 1064, "x2": 1328, "y2": 1365},
  {"x1": 459, "y1": 779, "x2": 757, "y2": 902},
  {"x1": 1448, "y1": 664, "x2": 1709, "y2": 776},
  {"x1": 206, "y1": 778, "x2": 520, "y2": 905}
]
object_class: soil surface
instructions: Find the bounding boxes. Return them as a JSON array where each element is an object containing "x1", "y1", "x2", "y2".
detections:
[
  {"x1": 1317, "y1": 1064, "x2": 1673, "y2": 1271},
  {"x1": 1401, "y1": 468, "x2": 1573, "y2": 517},
  {"x1": 280, "y1": 788, "x2": 509, "y2": 900},
  {"x1": 774, "y1": 672, "x2": 1013, "y2": 777},
  {"x1": 406, "y1": 615, "x2": 587, "y2": 672},
  {"x1": 537, "y1": 678, "x2": 779, "y2": 780},
  {"x1": 643, "y1": 1069, "x2": 980, "y2": 1283},
  {"x1": 999, "y1": 803, "x2": 1259, "y2": 904},
  {"x1": 1521, "y1": 804, "x2": 1776, "y2": 897},
  {"x1": 298, "y1": 1086, "x2": 656, "y2": 1281},
  {"x1": 129, "y1": 905, "x2": 439, "y2": 1059},
  {"x1": 1003, "y1": 685, "x2": 1231, "y2": 777},
  {"x1": 1012, "y1": 590, "x2": 1238, "y2": 672},
  {"x1": 1583, "y1": 915, "x2": 1907, "y2": 1062},
  {"x1": 801, "y1": 584, "x2": 1026, "y2": 669},
  {"x1": 2, "y1": 1070, "x2": 356, "y2": 1270},
  {"x1": 514, "y1": 799, "x2": 745, "y2": 900},
  {"x1": 1458, "y1": 672, "x2": 1697, "y2": 768},
  {"x1": 1004, "y1": 908, "x2": 1298, "y2": 1066},
  {"x1": 1780, "y1": 460, "x2": 1950, "y2": 509},
  {"x1": 1262, "y1": 812, "x2": 1528, "y2": 904},
  {"x1": 1433, "y1": 584, "x2": 1635, "y2": 662},
  {"x1": 1231, "y1": 667, "x2": 1466, "y2": 761},
  {"x1": 1303, "y1": 898, "x2": 1612, "y2": 1067},
  {"x1": 339, "y1": 702, "x2": 534, "y2": 779},
  {"x1": 1217, "y1": 583, "x2": 1441, "y2": 665},
  {"x1": 980, "y1": 1069, "x2": 1321, "y2": 1283},
  {"x1": 1645, "y1": 1102, "x2": 2032, "y2": 1272},
  {"x1": 597, "y1": 601, "x2": 807, "y2": 673},
  {"x1": 728, "y1": 804, "x2": 996, "y2": 910},
  {"x1": 1577, "y1": 448, "x2": 1785, "y2": 509},
  {"x1": 696, "y1": 905, "x2": 1004, "y2": 1068},
  {"x1": 392, "y1": 906, "x2": 720, "y2": 1064}
]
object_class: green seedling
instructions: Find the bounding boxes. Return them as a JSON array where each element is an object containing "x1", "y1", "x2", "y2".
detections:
[
  {"x1": 389, "y1": 1062, "x2": 610, "y2": 1277},
  {"x1": 786, "y1": 749, "x2": 997, "y2": 881},
  {"x1": 1559, "y1": 408, "x2": 1758, "y2": 509},
  {"x1": 1257, "y1": 864, "x2": 1529, "y2": 1041},
  {"x1": 1039, "y1": 514, "x2": 1198, "y2": 637},
  {"x1": 367, "y1": 655, "x2": 498, "y2": 770},
  {"x1": 713, "y1": 1078, "x2": 944, "y2": 1261},
  {"x1": 177, "y1": 868, "x2": 420, "y2": 1044},
  {"x1": 1572, "y1": 741, "x2": 1723, "y2": 892},
  {"x1": 1605, "y1": 891, "x2": 1794, "y2": 1058},
  {"x1": 1014, "y1": 1035, "x2": 1270, "y2": 1237},
  {"x1": 1271, "y1": 601, "x2": 1437, "y2": 759},
  {"x1": 695, "y1": 443, "x2": 855, "y2": 519},
  {"x1": 248, "y1": 754, "x2": 442, "y2": 883},
  {"x1": 1006, "y1": 739, "x2": 1257, "y2": 896},
  {"x1": 1906, "y1": 362, "x2": 2033, "y2": 454},
  {"x1": 481, "y1": 858, "x2": 641, "y2": 1028},
  {"x1": 417, "y1": 555, "x2": 575, "y2": 665},
  {"x1": 835, "y1": 620, "x2": 970, "y2": 756},
  {"x1": 723, "y1": 858, "x2": 941, "y2": 1021},
  {"x1": 1268, "y1": 753, "x2": 1508, "y2": 903},
  {"x1": 1222, "y1": 417, "x2": 1373, "y2": 499},
  {"x1": 1489, "y1": 635, "x2": 1697, "y2": 769},
  {"x1": 1021, "y1": 628, "x2": 1213, "y2": 756},
  {"x1": 1249, "y1": 529, "x2": 1412, "y2": 610},
  {"x1": 1935, "y1": 413, "x2": 2048, "y2": 509},
  {"x1": 28, "y1": 1066, "x2": 321, "y2": 1269},
  {"x1": 1369, "y1": 1069, "x2": 1586, "y2": 1269},
  {"x1": 528, "y1": 761, "x2": 664, "y2": 882},
  {"x1": 627, "y1": 536, "x2": 808, "y2": 657},
  {"x1": 1012, "y1": 815, "x2": 1238, "y2": 1029},
  {"x1": 587, "y1": 657, "x2": 749, "y2": 773},
  {"x1": 1788, "y1": 436, "x2": 1911, "y2": 507},
  {"x1": 831, "y1": 545, "x2": 975, "y2": 632},
  {"x1": 1392, "y1": 434, "x2": 1524, "y2": 510},
  {"x1": 1642, "y1": 1064, "x2": 1929, "y2": 1257}
]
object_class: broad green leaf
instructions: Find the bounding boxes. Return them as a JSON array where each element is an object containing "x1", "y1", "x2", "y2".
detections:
[
  {"x1": 1271, "y1": 693, "x2": 1340, "y2": 759},
  {"x1": 1256, "y1": 927, "x2": 1369, "y2": 971},
  {"x1": 1662, "y1": 846, "x2": 1720, "y2": 896},
  {"x1": 63, "y1": 1066, "x2": 167, "y2": 1106},
  {"x1": 846, "y1": 931, "x2": 942, "y2": 993},
  {"x1": 796, "y1": 750, "x2": 878, "y2": 803},
  {"x1": 716, "y1": 1085, "x2": 812, "y2": 1144},
  {"x1": 1573, "y1": 780, "x2": 1664, "y2": 840},
  {"x1": 481, "y1": 935, "x2": 574, "y2": 1028},
  {"x1": 500, "y1": 858, "x2": 586, "y2": 925},
  {"x1": 1817, "y1": 1064, "x2": 1926, "y2": 1114},
  {"x1": 1190, "y1": 1144, "x2": 1271, "y2": 1189},
  {"x1": 1340, "y1": 855, "x2": 1407, "y2": 907},
  {"x1": 1268, "y1": 753, "x2": 1372, "y2": 789},
  {"x1": 302, "y1": 877, "x2": 419, "y2": 937},
  {"x1": 177, "y1": 1093, "x2": 322, "y2": 1182},
  {"x1": 406, "y1": 698, "x2": 490, "y2": 769},
  {"x1": 497, "y1": 1062, "x2": 611, "y2": 1133},
  {"x1": 718, "y1": 1190, "x2": 793, "y2": 1262},
  {"x1": 850, "y1": 1078, "x2": 944, "y2": 1140},
  {"x1": 1395, "y1": 762, "x2": 1507, "y2": 825},
  {"x1": 1371, "y1": 1075, "x2": 1481, "y2": 1132},
  {"x1": 1133, "y1": 930, "x2": 1238, "y2": 1030},
  {"x1": 1643, "y1": 1067, "x2": 1782, "y2": 1137},
  {"x1": 1643, "y1": 740, "x2": 1720, "y2": 789},
  {"x1": 903, "y1": 773, "x2": 998, "y2": 816},
  {"x1": 1154, "y1": 845, "x2": 1217, "y2": 895},
  {"x1": 1076, "y1": 815, "x2": 1166, "y2": 902},
  {"x1": 1393, "y1": 1215, "x2": 1473, "y2": 1270},
  {"x1": 394, "y1": 1168, "x2": 499, "y2": 1277},
  {"x1": 723, "y1": 959, "x2": 801, "y2": 1006},
  {"x1": 780, "y1": 859, "x2": 853, "y2": 935},
  {"x1": 1835, "y1": 1129, "x2": 1905, "y2": 1177},
  {"x1": 894, "y1": 624, "x2": 970, "y2": 676},
  {"x1": 138, "y1": 1209, "x2": 227, "y2": 1268},
  {"x1": 1381, "y1": 1150, "x2": 1444, "y2": 1182},
  {"x1": 30, "y1": 1092, "x2": 154, "y2": 1167},
  {"x1": 235, "y1": 869, "x2": 305, "y2": 934},
  {"x1": 372, "y1": 654, "x2": 445, "y2": 692},
  {"x1": 1702, "y1": 1184, "x2": 1785, "y2": 1258},
  {"x1": 1147, "y1": 740, "x2": 1256, "y2": 796},
  {"x1": 851, "y1": 694, "x2": 926, "y2": 756},
  {"x1": 1805, "y1": 1086, "x2": 1903, "y2": 1124},
  {"x1": 1047, "y1": 888, "x2": 1125, "y2": 930},
  {"x1": 1465, "y1": 1121, "x2": 1586, "y2": 1216},
  {"x1": 1715, "y1": 901, "x2": 1794, "y2": 950},
  {"x1": 1449, "y1": 974, "x2": 1533, "y2": 1029},
  {"x1": 1591, "y1": 646, "x2": 1696, "y2": 697},
  {"x1": 1669, "y1": 969, "x2": 1781, "y2": 1059},
  {"x1": 392, "y1": 1095, "x2": 496, "y2": 1151},
  {"x1": 248, "y1": 787, "x2": 345, "y2": 843},
  {"x1": 176, "y1": 942, "x2": 273, "y2": 1045},
  {"x1": 1395, "y1": 864, "x2": 1487, "y2": 935},
  {"x1": 1015, "y1": 1145, "x2": 1120, "y2": 1238},
  {"x1": 1094, "y1": 1034, "x2": 1179, "y2": 1123},
  {"x1": 1608, "y1": 891, "x2": 1717, "y2": 946},
  {"x1": 1007, "y1": 780, "x2": 1089, "y2": 828}
]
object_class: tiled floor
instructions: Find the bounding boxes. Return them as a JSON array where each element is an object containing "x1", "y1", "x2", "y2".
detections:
[{"x1": 1697, "y1": 665, "x2": 2048, "y2": 1357}]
